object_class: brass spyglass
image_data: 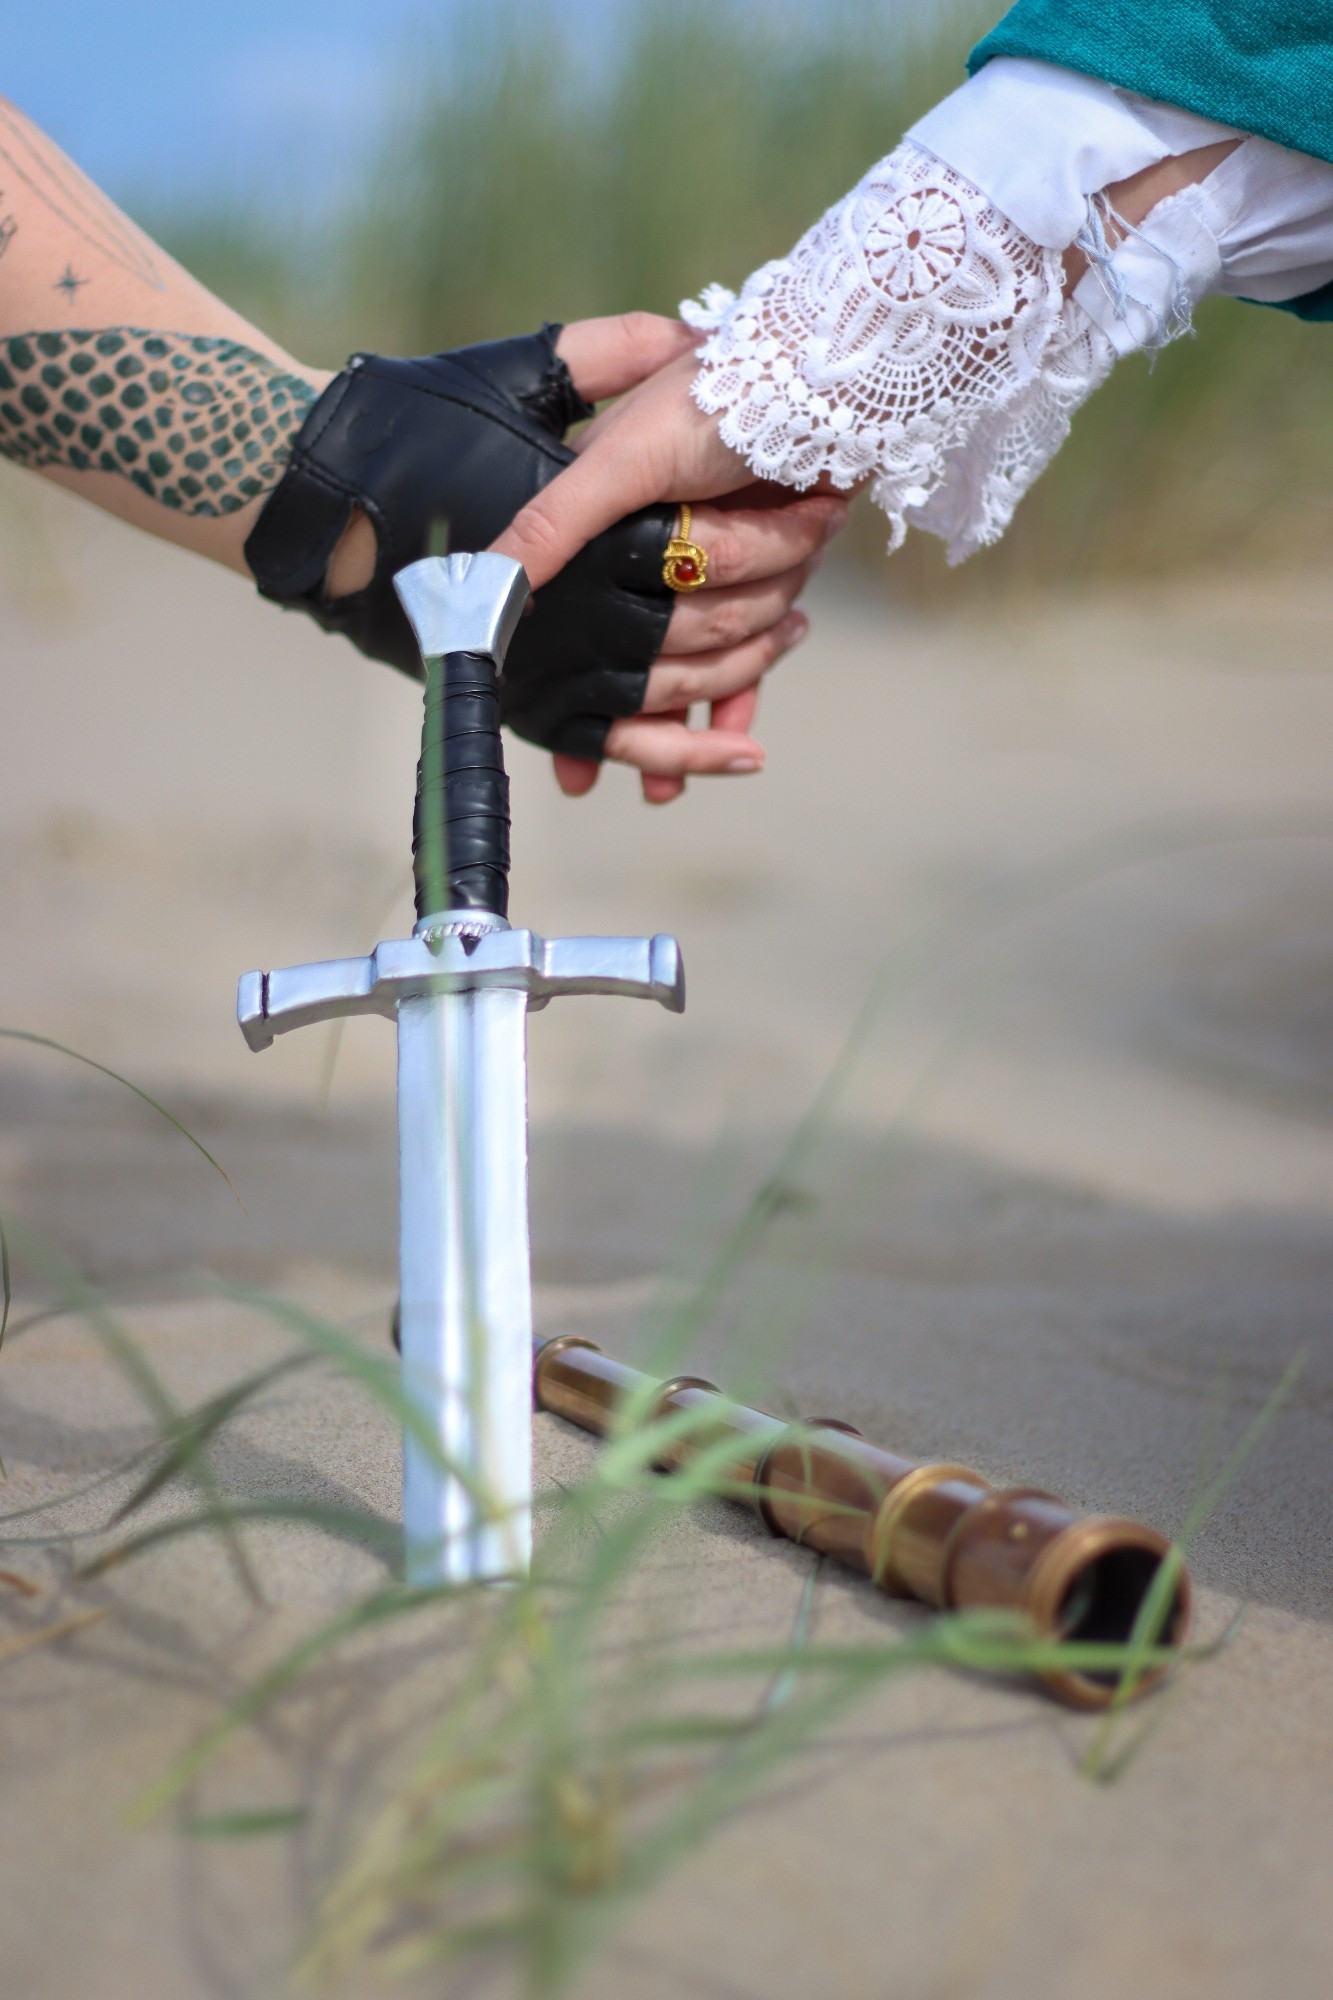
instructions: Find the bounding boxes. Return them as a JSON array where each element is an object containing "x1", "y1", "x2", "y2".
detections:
[{"x1": 532, "y1": 1334, "x2": 1191, "y2": 1709}]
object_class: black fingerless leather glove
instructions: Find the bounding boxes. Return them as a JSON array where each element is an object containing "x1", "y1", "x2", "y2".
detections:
[{"x1": 242, "y1": 324, "x2": 675, "y2": 759}]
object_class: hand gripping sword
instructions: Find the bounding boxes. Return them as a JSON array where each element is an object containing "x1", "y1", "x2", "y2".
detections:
[{"x1": 236, "y1": 552, "x2": 684, "y2": 1585}]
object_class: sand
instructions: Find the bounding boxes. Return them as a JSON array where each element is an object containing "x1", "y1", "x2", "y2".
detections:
[{"x1": 0, "y1": 467, "x2": 1330, "y2": 1999}]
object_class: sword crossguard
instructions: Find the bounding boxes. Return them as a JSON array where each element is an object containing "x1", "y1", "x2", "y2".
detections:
[{"x1": 238, "y1": 929, "x2": 685, "y2": 1052}]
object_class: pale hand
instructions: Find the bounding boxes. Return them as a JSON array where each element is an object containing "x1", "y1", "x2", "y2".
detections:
[{"x1": 494, "y1": 325, "x2": 847, "y2": 803}]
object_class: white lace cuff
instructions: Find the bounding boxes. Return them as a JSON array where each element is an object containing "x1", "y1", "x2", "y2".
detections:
[
  {"x1": 684, "y1": 48, "x2": 1333, "y2": 565},
  {"x1": 682, "y1": 140, "x2": 1114, "y2": 562}
]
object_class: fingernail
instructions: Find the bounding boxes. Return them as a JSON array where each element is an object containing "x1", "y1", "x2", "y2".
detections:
[
  {"x1": 725, "y1": 756, "x2": 763, "y2": 774},
  {"x1": 786, "y1": 609, "x2": 810, "y2": 641}
]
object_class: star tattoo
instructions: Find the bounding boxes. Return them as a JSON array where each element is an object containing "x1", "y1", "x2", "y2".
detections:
[{"x1": 54, "y1": 262, "x2": 88, "y2": 298}]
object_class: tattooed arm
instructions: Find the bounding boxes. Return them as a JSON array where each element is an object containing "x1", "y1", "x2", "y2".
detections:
[
  {"x1": 0, "y1": 95, "x2": 335, "y2": 576},
  {"x1": 0, "y1": 100, "x2": 828, "y2": 795}
]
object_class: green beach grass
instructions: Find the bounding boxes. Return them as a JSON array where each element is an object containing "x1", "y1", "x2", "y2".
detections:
[
  {"x1": 1, "y1": 807, "x2": 1316, "y2": 1991},
  {"x1": 147, "y1": 0, "x2": 1333, "y2": 605}
]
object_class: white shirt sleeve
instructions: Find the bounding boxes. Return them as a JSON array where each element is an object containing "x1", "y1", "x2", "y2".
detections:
[{"x1": 682, "y1": 58, "x2": 1333, "y2": 563}]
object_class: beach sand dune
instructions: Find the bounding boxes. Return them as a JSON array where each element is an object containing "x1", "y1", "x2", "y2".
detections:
[{"x1": 1, "y1": 471, "x2": 1330, "y2": 1998}]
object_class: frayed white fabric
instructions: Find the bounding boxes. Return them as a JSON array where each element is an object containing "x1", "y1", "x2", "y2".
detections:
[
  {"x1": 685, "y1": 60, "x2": 1333, "y2": 561},
  {"x1": 683, "y1": 142, "x2": 1120, "y2": 561}
]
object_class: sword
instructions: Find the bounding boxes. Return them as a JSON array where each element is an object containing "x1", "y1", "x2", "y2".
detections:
[{"x1": 236, "y1": 552, "x2": 685, "y2": 1585}]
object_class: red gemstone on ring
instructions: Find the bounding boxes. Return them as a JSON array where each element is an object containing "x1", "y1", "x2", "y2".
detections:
[{"x1": 675, "y1": 557, "x2": 699, "y2": 584}]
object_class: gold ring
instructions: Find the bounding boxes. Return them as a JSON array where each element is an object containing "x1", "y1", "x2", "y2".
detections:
[{"x1": 662, "y1": 503, "x2": 709, "y2": 592}]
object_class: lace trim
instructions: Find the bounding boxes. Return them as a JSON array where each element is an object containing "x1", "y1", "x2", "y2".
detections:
[{"x1": 682, "y1": 142, "x2": 1117, "y2": 562}]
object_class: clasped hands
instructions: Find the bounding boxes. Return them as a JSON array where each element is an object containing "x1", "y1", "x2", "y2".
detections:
[{"x1": 494, "y1": 314, "x2": 847, "y2": 805}]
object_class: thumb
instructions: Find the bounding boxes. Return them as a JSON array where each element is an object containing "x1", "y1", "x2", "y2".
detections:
[
  {"x1": 491, "y1": 429, "x2": 661, "y2": 589},
  {"x1": 555, "y1": 312, "x2": 698, "y2": 404}
]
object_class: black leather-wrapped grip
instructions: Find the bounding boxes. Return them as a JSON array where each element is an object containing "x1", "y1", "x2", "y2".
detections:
[
  {"x1": 414, "y1": 650, "x2": 509, "y2": 920},
  {"x1": 243, "y1": 328, "x2": 676, "y2": 760}
]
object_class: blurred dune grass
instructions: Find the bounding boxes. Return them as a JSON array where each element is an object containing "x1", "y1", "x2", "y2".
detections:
[{"x1": 156, "y1": 0, "x2": 1333, "y2": 604}]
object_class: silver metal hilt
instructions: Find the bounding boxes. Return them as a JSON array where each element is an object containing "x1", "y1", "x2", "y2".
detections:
[
  {"x1": 239, "y1": 553, "x2": 685, "y2": 1590},
  {"x1": 394, "y1": 550, "x2": 529, "y2": 665},
  {"x1": 398, "y1": 551, "x2": 529, "y2": 924}
]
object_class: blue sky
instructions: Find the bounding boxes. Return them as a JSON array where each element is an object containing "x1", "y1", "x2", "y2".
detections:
[
  {"x1": 4, "y1": 1, "x2": 455, "y2": 207},
  {"x1": 4, "y1": 1, "x2": 932, "y2": 214},
  {"x1": 3, "y1": 1, "x2": 604, "y2": 211}
]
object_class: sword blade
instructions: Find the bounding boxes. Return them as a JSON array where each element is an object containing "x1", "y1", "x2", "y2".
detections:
[{"x1": 396, "y1": 985, "x2": 532, "y2": 1585}]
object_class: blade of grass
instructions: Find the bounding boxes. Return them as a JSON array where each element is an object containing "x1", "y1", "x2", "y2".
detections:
[
  {"x1": 1086, "y1": 1607, "x2": 1245, "y2": 1784},
  {"x1": 315, "y1": 866, "x2": 413, "y2": 1109},
  {"x1": 79, "y1": 1498, "x2": 402, "y2": 1577},
  {"x1": 0, "y1": 1028, "x2": 243, "y2": 1209},
  {"x1": 0, "y1": 1209, "x2": 10, "y2": 1349},
  {"x1": 0, "y1": 1211, "x2": 8, "y2": 1473},
  {"x1": 130, "y1": 1582, "x2": 462, "y2": 1825},
  {"x1": 0, "y1": 1452, "x2": 164, "y2": 1529},
  {"x1": 106, "y1": 1351, "x2": 317, "y2": 1527},
  {"x1": 0, "y1": 1605, "x2": 106, "y2": 1662},
  {"x1": 756, "y1": 1557, "x2": 822, "y2": 1720},
  {"x1": 181, "y1": 1806, "x2": 307, "y2": 1839},
  {"x1": 1081, "y1": 1353, "x2": 1304, "y2": 1778},
  {"x1": 5, "y1": 1220, "x2": 263, "y2": 1601},
  {"x1": 213, "y1": 1281, "x2": 499, "y2": 1509},
  {"x1": 643, "y1": 808, "x2": 1333, "y2": 1382}
]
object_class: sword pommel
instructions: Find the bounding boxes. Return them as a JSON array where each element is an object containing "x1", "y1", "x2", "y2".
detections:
[{"x1": 393, "y1": 552, "x2": 530, "y2": 666}]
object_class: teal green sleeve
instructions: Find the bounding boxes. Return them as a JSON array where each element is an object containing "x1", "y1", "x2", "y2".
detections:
[
  {"x1": 968, "y1": 2, "x2": 1333, "y2": 317},
  {"x1": 1264, "y1": 282, "x2": 1333, "y2": 321}
]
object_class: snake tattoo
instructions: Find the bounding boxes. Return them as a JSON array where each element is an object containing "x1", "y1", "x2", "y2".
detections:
[{"x1": 0, "y1": 328, "x2": 316, "y2": 514}]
